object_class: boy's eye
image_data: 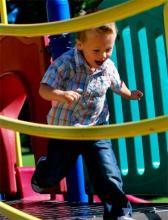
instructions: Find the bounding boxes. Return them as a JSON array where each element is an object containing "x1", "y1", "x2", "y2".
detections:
[
  {"x1": 93, "y1": 49, "x2": 100, "y2": 53},
  {"x1": 106, "y1": 48, "x2": 112, "y2": 53}
]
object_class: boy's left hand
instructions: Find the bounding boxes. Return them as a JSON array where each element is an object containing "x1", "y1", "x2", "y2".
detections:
[{"x1": 130, "y1": 90, "x2": 143, "y2": 100}]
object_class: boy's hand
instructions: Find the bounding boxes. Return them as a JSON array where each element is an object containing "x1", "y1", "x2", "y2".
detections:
[
  {"x1": 62, "y1": 91, "x2": 81, "y2": 104},
  {"x1": 39, "y1": 84, "x2": 82, "y2": 104},
  {"x1": 118, "y1": 81, "x2": 143, "y2": 100},
  {"x1": 130, "y1": 90, "x2": 143, "y2": 100}
]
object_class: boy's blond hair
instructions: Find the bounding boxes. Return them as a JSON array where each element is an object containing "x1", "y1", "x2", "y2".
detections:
[{"x1": 77, "y1": 23, "x2": 117, "y2": 42}]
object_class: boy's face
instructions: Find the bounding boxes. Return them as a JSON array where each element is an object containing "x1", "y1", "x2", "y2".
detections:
[{"x1": 76, "y1": 30, "x2": 116, "y2": 69}]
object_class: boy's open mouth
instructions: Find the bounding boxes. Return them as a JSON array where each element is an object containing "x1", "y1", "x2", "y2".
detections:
[{"x1": 95, "y1": 60, "x2": 104, "y2": 66}]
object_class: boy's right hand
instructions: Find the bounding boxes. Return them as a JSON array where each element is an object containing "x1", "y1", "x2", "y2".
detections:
[
  {"x1": 39, "y1": 84, "x2": 81, "y2": 104},
  {"x1": 62, "y1": 91, "x2": 81, "y2": 104}
]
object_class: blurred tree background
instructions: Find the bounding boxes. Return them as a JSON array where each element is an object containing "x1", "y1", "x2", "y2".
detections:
[
  {"x1": 69, "y1": 0, "x2": 102, "y2": 16},
  {"x1": 6, "y1": 0, "x2": 103, "y2": 24},
  {"x1": 6, "y1": 0, "x2": 47, "y2": 23}
]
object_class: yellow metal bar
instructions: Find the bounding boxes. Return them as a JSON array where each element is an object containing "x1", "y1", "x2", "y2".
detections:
[
  {"x1": 0, "y1": 115, "x2": 167, "y2": 140},
  {"x1": 164, "y1": 1, "x2": 168, "y2": 55},
  {"x1": 0, "y1": 0, "x2": 166, "y2": 36},
  {"x1": 15, "y1": 132, "x2": 23, "y2": 167},
  {"x1": 0, "y1": 201, "x2": 40, "y2": 220},
  {"x1": 0, "y1": 0, "x2": 8, "y2": 24}
]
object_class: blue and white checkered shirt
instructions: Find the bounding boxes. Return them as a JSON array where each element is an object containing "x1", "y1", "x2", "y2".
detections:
[{"x1": 41, "y1": 47, "x2": 122, "y2": 126}]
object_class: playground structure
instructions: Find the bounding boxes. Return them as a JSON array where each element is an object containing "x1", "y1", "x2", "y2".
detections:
[{"x1": 0, "y1": 0, "x2": 168, "y2": 219}]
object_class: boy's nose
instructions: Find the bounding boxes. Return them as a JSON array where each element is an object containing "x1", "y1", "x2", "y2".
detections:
[{"x1": 101, "y1": 52, "x2": 107, "y2": 60}]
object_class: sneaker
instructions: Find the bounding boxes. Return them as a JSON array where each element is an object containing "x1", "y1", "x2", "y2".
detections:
[
  {"x1": 117, "y1": 216, "x2": 136, "y2": 220},
  {"x1": 31, "y1": 156, "x2": 61, "y2": 194},
  {"x1": 31, "y1": 181, "x2": 45, "y2": 193},
  {"x1": 31, "y1": 156, "x2": 47, "y2": 193}
]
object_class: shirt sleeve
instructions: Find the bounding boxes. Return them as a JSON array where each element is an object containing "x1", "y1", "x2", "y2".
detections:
[
  {"x1": 41, "y1": 59, "x2": 69, "y2": 90},
  {"x1": 109, "y1": 60, "x2": 122, "y2": 92}
]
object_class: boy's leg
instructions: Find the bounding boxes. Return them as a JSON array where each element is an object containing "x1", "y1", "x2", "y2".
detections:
[
  {"x1": 31, "y1": 139, "x2": 79, "y2": 193},
  {"x1": 83, "y1": 139, "x2": 132, "y2": 219}
]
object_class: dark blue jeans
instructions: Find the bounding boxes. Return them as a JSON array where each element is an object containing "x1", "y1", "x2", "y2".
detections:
[{"x1": 31, "y1": 139, "x2": 132, "y2": 218}]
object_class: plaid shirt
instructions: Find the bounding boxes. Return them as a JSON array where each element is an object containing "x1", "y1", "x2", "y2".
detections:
[{"x1": 41, "y1": 48, "x2": 122, "y2": 126}]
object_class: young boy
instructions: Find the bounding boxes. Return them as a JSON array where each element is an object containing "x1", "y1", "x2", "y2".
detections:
[{"x1": 31, "y1": 23, "x2": 143, "y2": 220}]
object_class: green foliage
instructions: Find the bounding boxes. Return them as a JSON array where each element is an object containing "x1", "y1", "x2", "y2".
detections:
[{"x1": 69, "y1": 0, "x2": 103, "y2": 17}]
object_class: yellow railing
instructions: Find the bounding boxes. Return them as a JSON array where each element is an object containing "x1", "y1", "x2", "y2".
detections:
[
  {"x1": 0, "y1": 115, "x2": 168, "y2": 140},
  {"x1": 15, "y1": 131, "x2": 23, "y2": 167},
  {"x1": 0, "y1": 0, "x2": 167, "y2": 36},
  {"x1": 0, "y1": 201, "x2": 40, "y2": 220},
  {"x1": 0, "y1": 114, "x2": 167, "y2": 220},
  {"x1": 0, "y1": 0, "x2": 8, "y2": 24}
]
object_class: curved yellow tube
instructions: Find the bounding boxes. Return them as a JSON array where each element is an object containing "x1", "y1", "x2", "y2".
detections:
[
  {"x1": 0, "y1": 0, "x2": 166, "y2": 36},
  {"x1": 0, "y1": 0, "x2": 8, "y2": 24},
  {"x1": 0, "y1": 115, "x2": 167, "y2": 140},
  {"x1": 15, "y1": 132, "x2": 23, "y2": 167},
  {"x1": 0, "y1": 201, "x2": 40, "y2": 220}
]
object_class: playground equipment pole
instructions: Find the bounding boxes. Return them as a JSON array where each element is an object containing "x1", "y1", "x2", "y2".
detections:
[
  {"x1": 0, "y1": 0, "x2": 8, "y2": 24},
  {"x1": 46, "y1": 0, "x2": 88, "y2": 202},
  {"x1": 46, "y1": 0, "x2": 72, "y2": 59}
]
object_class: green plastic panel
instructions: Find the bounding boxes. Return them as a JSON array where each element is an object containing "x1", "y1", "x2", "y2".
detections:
[{"x1": 100, "y1": 0, "x2": 168, "y2": 195}]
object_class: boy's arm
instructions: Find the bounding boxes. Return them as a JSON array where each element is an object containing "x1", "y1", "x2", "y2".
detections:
[
  {"x1": 39, "y1": 83, "x2": 81, "y2": 104},
  {"x1": 117, "y1": 81, "x2": 143, "y2": 100},
  {"x1": 110, "y1": 62, "x2": 143, "y2": 100}
]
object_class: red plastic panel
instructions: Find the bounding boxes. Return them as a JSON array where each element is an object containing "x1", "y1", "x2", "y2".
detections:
[
  {"x1": 16, "y1": 167, "x2": 44, "y2": 198},
  {"x1": 0, "y1": 36, "x2": 51, "y2": 162},
  {"x1": 0, "y1": 36, "x2": 66, "y2": 197},
  {"x1": 0, "y1": 72, "x2": 27, "y2": 194},
  {"x1": 16, "y1": 167, "x2": 67, "y2": 200}
]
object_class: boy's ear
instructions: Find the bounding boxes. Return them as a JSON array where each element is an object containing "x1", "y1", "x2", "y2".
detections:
[{"x1": 76, "y1": 39, "x2": 83, "y2": 50}]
